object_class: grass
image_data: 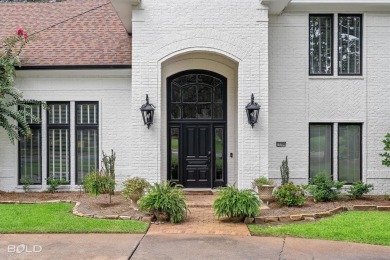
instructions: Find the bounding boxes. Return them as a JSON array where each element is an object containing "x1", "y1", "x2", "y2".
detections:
[
  {"x1": 248, "y1": 211, "x2": 390, "y2": 246},
  {"x1": 0, "y1": 203, "x2": 148, "y2": 233}
]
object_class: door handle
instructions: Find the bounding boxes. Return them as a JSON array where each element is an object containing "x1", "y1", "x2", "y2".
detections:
[{"x1": 207, "y1": 151, "x2": 211, "y2": 163}]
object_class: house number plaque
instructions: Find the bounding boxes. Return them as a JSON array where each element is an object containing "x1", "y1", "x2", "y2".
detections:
[{"x1": 276, "y1": 142, "x2": 286, "y2": 147}]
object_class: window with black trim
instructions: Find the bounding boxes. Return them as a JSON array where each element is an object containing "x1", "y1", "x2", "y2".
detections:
[
  {"x1": 309, "y1": 124, "x2": 333, "y2": 179},
  {"x1": 169, "y1": 73, "x2": 225, "y2": 120},
  {"x1": 309, "y1": 14, "x2": 333, "y2": 75},
  {"x1": 19, "y1": 105, "x2": 42, "y2": 184},
  {"x1": 309, "y1": 14, "x2": 363, "y2": 76},
  {"x1": 47, "y1": 102, "x2": 70, "y2": 183},
  {"x1": 338, "y1": 14, "x2": 362, "y2": 75},
  {"x1": 338, "y1": 124, "x2": 362, "y2": 183},
  {"x1": 75, "y1": 102, "x2": 99, "y2": 184}
]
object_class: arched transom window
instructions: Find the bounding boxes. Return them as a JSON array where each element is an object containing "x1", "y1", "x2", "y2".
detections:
[{"x1": 169, "y1": 73, "x2": 225, "y2": 120}]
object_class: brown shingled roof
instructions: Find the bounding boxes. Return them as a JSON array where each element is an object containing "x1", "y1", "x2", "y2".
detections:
[{"x1": 0, "y1": 0, "x2": 131, "y2": 67}]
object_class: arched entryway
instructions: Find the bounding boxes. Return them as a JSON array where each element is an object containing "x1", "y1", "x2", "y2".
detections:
[{"x1": 167, "y1": 70, "x2": 227, "y2": 188}]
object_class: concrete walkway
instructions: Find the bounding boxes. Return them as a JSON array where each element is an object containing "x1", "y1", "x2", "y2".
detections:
[
  {"x1": 0, "y1": 233, "x2": 143, "y2": 260},
  {"x1": 132, "y1": 234, "x2": 390, "y2": 260},
  {"x1": 2, "y1": 233, "x2": 390, "y2": 259}
]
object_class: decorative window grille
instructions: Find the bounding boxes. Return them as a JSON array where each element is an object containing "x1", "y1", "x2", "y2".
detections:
[
  {"x1": 75, "y1": 102, "x2": 99, "y2": 184},
  {"x1": 309, "y1": 14, "x2": 333, "y2": 75},
  {"x1": 338, "y1": 14, "x2": 362, "y2": 75},
  {"x1": 19, "y1": 105, "x2": 42, "y2": 184},
  {"x1": 47, "y1": 102, "x2": 70, "y2": 182}
]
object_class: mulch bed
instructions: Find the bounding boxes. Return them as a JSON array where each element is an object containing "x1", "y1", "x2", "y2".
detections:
[
  {"x1": 0, "y1": 191, "x2": 388, "y2": 219},
  {"x1": 261, "y1": 196, "x2": 390, "y2": 217},
  {"x1": 0, "y1": 191, "x2": 145, "y2": 219}
]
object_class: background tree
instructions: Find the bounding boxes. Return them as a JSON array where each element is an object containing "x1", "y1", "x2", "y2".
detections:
[{"x1": 0, "y1": 29, "x2": 44, "y2": 143}]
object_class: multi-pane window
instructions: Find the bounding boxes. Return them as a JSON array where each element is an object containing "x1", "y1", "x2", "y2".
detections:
[
  {"x1": 309, "y1": 124, "x2": 333, "y2": 179},
  {"x1": 47, "y1": 102, "x2": 70, "y2": 183},
  {"x1": 170, "y1": 73, "x2": 225, "y2": 120},
  {"x1": 309, "y1": 14, "x2": 362, "y2": 75},
  {"x1": 76, "y1": 102, "x2": 99, "y2": 184},
  {"x1": 338, "y1": 124, "x2": 362, "y2": 183},
  {"x1": 338, "y1": 14, "x2": 362, "y2": 75},
  {"x1": 309, "y1": 123, "x2": 362, "y2": 183},
  {"x1": 309, "y1": 14, "x2": 333, "y2": 75},
  {"x1": 19, "y1": 105, "x2": 41, "y2": 184}
]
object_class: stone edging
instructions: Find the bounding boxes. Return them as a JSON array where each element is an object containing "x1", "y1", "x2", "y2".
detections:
[
  {"x1": 245, "y1": 205, "x2": 390, "y2": 224},
  {"x1": 0, "y1": 200, "x2": 152, "y2": 223}
]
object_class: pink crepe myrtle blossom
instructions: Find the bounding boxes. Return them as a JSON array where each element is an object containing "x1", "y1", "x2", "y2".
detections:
[{"x1": 17, "y1": 28, "x2": 24, "y2": 36}]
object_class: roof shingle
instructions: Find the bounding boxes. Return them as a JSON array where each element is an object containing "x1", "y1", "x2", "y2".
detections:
[{"x1": 0, "y1": 0, "x2": 131, "y2": 66}]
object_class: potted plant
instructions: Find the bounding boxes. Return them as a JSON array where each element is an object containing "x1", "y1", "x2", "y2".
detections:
[
  {"x1": 252, "y1": 176, "x2": 275, "y2": 203},
  {"x1": 138, "y1": 181, "x2": 188, "y2": 223},
  {"x1": 121, "y1": 177, "x2": 150, "y2": 209},
  {"x1": 213, "y1": 185, "x2": 260, "y2": 222}
]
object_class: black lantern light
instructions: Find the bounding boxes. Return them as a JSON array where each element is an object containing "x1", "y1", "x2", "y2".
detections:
[
  {"x1": 245, "y1": 93, "x2": 261, "y2": 128},
  {"x1": 140, "y1": 94, "x2": 155, "y2": 129}
]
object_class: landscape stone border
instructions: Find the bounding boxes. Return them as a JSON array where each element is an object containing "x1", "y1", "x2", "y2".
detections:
[
  {"x1": 0, "y1": 200, "x2": 152, "y2": 223},
  {"x1": 245, "y1": 205, "x2": 390, "y2": 224}
]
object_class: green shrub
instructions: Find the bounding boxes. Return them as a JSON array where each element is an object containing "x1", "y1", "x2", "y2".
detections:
[
  {"x1": 121, "y1": 177, "x2": 150, "y2": 201},
  {"x1": 138, "y1": 182, "x2": 188, "y2": 223},
  {"x1": 274, "y1": 182, "x2": 306, "y2": 207},
  {"x1": 213, "y1": 185, "x2": 260, "y2": 219},
  {"x1": 347, "y1": 181, "x2": 373, "y2": 199},
  {"x1": 83, "y1": 170, "x2": 116, "y2": 203},
  {"x1": 304, "y1": 173, "x2": 345, "y2": 202},
  {"x1": 385, "y1": 194, "x2": 390, "y2": 201},
  {"x1": 83, "y1": 150, "x2": 116, "y2": 203},
  {"x1": 46, "y1": 176, "x2": 68, "y2": 193},
  {"x1": 20, "y1": 176, "x2": 33, "y2": 192},
  {"x1": 252, "y1": 176, "x2": 274, "y2": 187}
]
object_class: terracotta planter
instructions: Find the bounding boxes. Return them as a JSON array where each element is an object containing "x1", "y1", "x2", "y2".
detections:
[
  {"x1": 228, "y1": 215, "x2": 245, "y2": 223},
  {"x1": 154, "y1": 211, "x2": 170, "y2": 222},
  {"x1": 257, "y1": 184, "x2": 275, "y2": 203},
  {"x1": 128, "y1": 194, "x2": 141, "y2": 209}
]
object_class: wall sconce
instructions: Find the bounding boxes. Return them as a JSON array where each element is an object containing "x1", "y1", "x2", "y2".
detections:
[
  {"x1": 245, "y1": 93, "x2": 261, "y2": 128},
  {"x1": 140, "y1": 94, "x2": 155, "y2": 129}
]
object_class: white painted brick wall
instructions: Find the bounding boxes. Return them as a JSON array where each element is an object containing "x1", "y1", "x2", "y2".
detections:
[
  {"x1": 131, "y1": 0, "x2": 269, "y2": 189},
  {"x1": 269, "y1": 11, "x2": 390, "y2": 194},
  {"x1": 0, "y1": 69, "x2": 132, "y2": 191},
  {"x1": 365, "y1": 14, "x2": 390, "y2": 195}
]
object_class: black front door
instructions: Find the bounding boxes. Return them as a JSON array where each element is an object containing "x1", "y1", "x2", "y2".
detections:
[
  {"x1": 167, "y1": 70, "x2": 227, "y2": 188},
  {"x1": 182, "y1": 124, "x2": 211, "y2": 188}
]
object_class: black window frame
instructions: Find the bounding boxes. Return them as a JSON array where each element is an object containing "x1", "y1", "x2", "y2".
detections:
[
  {"x1": 309, "y1": 123, "x2": 334, "y2": 180},
  {"x1": 309, "y1": 14, "x2": 334, "y2": 76},
  {"x1": 337, "y1": 14, "x2": 363, "y2": 76},
  {"x1": 167, "y1": 70, "x2": 228, "y2": 122},
  {"x1": 18, "y1": 105, "x2": 42, "y2": 185},
  {"x1": 337, "y1": 123, "x2": 362, "y2": 184},
  {"x1": 75, "y1": 101, "x2": 99, "y2": 185},
  {"x1": 46, "y1": 101, "x2": 71, "y2": 184}
]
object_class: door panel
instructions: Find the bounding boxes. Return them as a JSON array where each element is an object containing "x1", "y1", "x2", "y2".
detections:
[{"x1": 183, "y1": 125, "x2": 211, "y2": 188}]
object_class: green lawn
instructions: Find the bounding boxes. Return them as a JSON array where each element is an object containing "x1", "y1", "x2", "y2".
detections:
[
  {"x1": 248, "y1": 211, "x2": 390, "y2": 246},
  {"x1": 0, "y1": 203, "x2": 148, "y2": 233}
]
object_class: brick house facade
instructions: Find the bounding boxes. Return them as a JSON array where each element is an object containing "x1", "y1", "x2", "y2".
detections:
[{"x1": 0, "y1": 0, "x2": 389, "y2": 194}]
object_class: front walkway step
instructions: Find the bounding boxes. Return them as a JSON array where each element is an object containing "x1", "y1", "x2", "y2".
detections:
[
  {"x1": 183, "y1": 190, "x2": 214, "y2": 195},
  {"x1": 186, "y1": 194, "x2": 216, "y2": 208},
  {"x1": 147, "y1": 193, "x2": 250, "y2": 236}
]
